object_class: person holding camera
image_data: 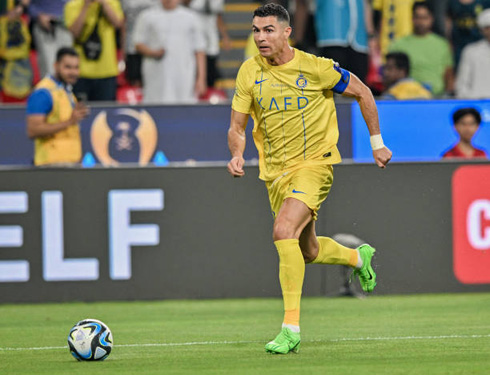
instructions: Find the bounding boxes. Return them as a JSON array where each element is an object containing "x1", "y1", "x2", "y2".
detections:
[
  {"x1": 64, "y1": 0, "x2": 123, "y2": 101},
  {"x1": 29, "y1": 0, "x2": 73, "y2": 78}
]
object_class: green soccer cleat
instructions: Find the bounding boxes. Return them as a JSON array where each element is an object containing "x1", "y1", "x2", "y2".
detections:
[
  {"x1": 352, "y1": 244, "x2": 377, "y2": 292},
  {"x1": 265, "y1": 327, "x2": 301, "y2": 354}
]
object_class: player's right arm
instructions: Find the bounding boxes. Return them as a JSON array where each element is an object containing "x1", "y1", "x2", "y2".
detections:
[
  {"x1": 26, "y1": 90, "x2": 89, "y2": 139},
  {"x1": 228, "y1": 60, "x2": 253, "y2": 177},
  {"x1": 227, "y1": 109, "x2": 249, "y2": 177}
]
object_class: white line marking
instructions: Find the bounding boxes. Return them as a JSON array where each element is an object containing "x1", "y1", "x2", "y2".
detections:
[{"x1": 1, "y1": 334, "x2": 489, "y2": 352}]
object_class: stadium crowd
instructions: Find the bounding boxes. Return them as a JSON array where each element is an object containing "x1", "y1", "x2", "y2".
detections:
[{"x1": 1, "y1": 0, "x2": 490, "y2": 104}]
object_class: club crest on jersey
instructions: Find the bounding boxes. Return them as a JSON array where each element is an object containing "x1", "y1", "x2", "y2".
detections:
[{"x1": 296, "y1": 73, "x2": 307, "y2": 89}]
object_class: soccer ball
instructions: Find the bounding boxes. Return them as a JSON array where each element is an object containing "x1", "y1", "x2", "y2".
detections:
[{"x1": 67, "y1": 319, "x2": 113, "y2": 361}]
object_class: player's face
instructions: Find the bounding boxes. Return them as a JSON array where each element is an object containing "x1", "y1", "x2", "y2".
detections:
[
  {"x1": 252, "y1": 16, "x2": 291, "y2": 58},
  {"x1": 383, "y1": 58, "x2": 405, "y2": 87},
  {"x1": 455, "y1": 114, "x2": 480, "y2": 143},
  {"x1": 412, "y1": 8, "x2": 433, "y2": 35},
  {"x1": 55, "y1": 55, "x2": 80, "y2": 85}
]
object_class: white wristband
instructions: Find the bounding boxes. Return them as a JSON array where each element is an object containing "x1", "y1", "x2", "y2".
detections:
[{"x1": 370, "y1": 134, "x2": 385, "y2": 151}]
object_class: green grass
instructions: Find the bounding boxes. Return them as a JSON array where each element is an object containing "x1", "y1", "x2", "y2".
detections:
[{"x1": 1, "y1": 293, "x2": 490, "y2": 375}]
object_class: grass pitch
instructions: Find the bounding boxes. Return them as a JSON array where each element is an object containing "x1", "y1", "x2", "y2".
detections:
[{"x1": 1, "y1": 293, "x2": 489, "y2": 375}]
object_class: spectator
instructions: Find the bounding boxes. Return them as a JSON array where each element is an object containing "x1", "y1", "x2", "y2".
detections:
[
  {"x1": 185, "y1": 0, "x2": 232, "y2": 89},
  {"x1": 389, "y1": 2, "x2": 454, "y2": 96},
  {"x1": 382, "y1": 52, "x2": 432, "y2": 99},
  {"x1": 446, "y1": 0, "x2": 490, "y2": 69},
  {"x1": 426, "y1": 0, "x2": 449, "y2": 37},
  {"x1": 64, "y1": 0, "x2": 124, "y2": 101},
  {"x1": 133, "y1": 0, "x2": 206, "y2": 104},
  {"x1": 26, "y1": 47, "x2": 89, "y2": 166},
  {"x1": 0, "y1": 0, "x2": 32, "y2": 101},
  {"x1": 372, "y1": 0, "x2": 421, "y2": 57},
  {"x1": 292, "y1": 0, "x2": 317, "y2": 54},
  {"x1": 313, "y1": 0, "x2": 375, "y2": 82},
  {"x1": 29, "y1": 0, "x2": 73, "y2": 78},
  {"x1": 456, "y1": 9, "x2": 490, "y2": 98},
  {"x1": 442, "y1": 107, "x2": 487, "y2": 159},
  {"x1": 120, "y1": 0, "x2": 158, "y2": 87}
]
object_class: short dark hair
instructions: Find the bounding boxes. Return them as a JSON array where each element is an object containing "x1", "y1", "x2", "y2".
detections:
[
  {"x1": 253, "y1": 3, "x2": 290, "y2": 24},
  {"x1": 56, "y1": 47, "x2": 79, "y2": 62},
  {"x1": 453, "y1": 107, "x2": 482, "y2": 125},
  {"x1": 386, "y1": 52, "x2": 410, "y2": 76},
  {"x1": 413, "y1": 1, "x2": 432, "y2": 15}
]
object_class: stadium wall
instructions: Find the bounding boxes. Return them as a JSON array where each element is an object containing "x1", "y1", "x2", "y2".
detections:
[
  {"x1": 0, "y1": 162, "x2": 489, "y2": 303},
  {"x1": 0, "y1": 102, "x2": 352, "y2": 165}
]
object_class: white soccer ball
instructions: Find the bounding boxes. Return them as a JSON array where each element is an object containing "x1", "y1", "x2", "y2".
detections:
[{"x1": 67, "y1": 319, "x2": 113, "y2": 361}]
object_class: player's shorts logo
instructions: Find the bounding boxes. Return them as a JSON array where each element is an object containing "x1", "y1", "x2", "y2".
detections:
[{"x1": 296, "y1": 74, "x2": 307, "y2": 89}]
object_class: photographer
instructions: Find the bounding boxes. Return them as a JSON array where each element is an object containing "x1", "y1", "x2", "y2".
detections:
[
  {"x1": 30, "y1": 0, "x2": 73, "y2": 78},
  {"x1": 64, "y1": 0, "x2": 123, "y2": 101}
]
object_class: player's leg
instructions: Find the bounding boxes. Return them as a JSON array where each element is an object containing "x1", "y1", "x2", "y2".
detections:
[
  {"x1": 293, "y1": 165, "x2": 377, "y2": 293},
  {"x1": 298, "y1": 213, "x2": 377, "y2": 292},
  {"x1": 299, "y1": 221, "x2": 358, "y2": 266},
  {"x1": 299, "y1": 221, "x2": 376, "y2": 292},
  {"x1": 265, "y1": 197, "x2": 312, "y2": 354}
]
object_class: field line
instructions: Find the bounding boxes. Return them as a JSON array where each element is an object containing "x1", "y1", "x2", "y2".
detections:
[{"x1": 1, "y1": 334, "x2": 489, "y2": 352}]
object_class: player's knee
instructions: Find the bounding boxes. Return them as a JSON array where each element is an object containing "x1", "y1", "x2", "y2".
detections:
[
  {"x1": 302, "y1": 252, "x2": 316, "y2": 263},
  {"x1": 272, "y1": 221, "x2": 296, "y2": 241}
]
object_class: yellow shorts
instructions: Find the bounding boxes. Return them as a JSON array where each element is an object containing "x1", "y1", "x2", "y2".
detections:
[{"x1": 265, "y1": 164, "x2": 334, "y2": 221}]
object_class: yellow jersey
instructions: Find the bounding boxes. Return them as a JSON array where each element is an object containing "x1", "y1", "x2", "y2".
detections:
[
  {"x1": 232, "y1": 49, "x2": 348, "y2": 181},
  {"x1": 64, "y1": 0, "x2": 123, "y2": 79},
  {"x1": 384, "y1": 78, "x2": 432, "y2": 100},
  {"x1": 32, "y1": 77, "x2": 82, "y2": 166}
]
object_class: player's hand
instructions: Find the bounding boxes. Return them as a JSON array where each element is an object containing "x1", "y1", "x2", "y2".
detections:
[
  {"x1": 373, "y1": 147, "x2": 392, "y2": 169},
  {"x1": 70, "y1": 102, "x2": 90, "y2": 123},
  {"x1": 227, "y1": 156, "x2": 245, "y2": 177}
]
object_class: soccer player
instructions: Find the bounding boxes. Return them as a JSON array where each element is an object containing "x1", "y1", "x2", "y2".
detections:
[{"x1": 227, "y1": 4, "x2": 392, "y2": 354}]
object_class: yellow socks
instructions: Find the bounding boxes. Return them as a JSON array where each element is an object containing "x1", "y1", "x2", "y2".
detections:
[
  {"x1": 311, "y1": 236, "x2": 358, "y2": 267},
  {"x1": 274, "y1": 239, "x2": 305, "y2": 327}
]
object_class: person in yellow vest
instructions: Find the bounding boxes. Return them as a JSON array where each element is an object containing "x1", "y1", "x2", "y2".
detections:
[{"x1": 26, "y1": 47, "x2": 89, "y2": 166}]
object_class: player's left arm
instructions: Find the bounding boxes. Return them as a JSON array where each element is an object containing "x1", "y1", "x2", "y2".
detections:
[{"x1": 342, "y1": 73, "x2": 392, "y2": 168}]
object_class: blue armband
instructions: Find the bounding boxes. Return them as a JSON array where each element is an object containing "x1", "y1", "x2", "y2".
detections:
[{"x1": 332, "y1": 65, "x2": 351, "y2": 94}]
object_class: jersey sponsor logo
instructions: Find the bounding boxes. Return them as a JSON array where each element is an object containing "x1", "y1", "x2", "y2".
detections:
[
  {"x1": 452, "y1": 166, "x2": 490, "y2": 284},
  {"x1": 323, "y1": 152, "x2": 332, "y2": 158},
  {"x1": 255, "y1": 96, "x2": 309, "y2": 111},
  {"x1": 292, "y1": 189, "x2": 306, "y2": 194},
  {"x1": 296, "y1": 73, "x2": 307, "y2": 89},
  {"x1": 255, "y1": 78, "x2": 269, "y2": 85}
]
